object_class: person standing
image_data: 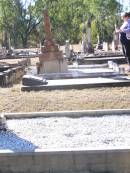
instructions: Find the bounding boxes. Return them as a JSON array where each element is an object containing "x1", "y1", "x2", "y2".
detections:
[{"x1": 116, "y1": 12, "x2": 130, "y2": 71}]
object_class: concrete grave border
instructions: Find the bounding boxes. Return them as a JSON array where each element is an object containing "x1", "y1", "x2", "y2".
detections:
[
  {"x1": 1, "y1": 109, "x2": 130, "y2": 173},
  {"x1": 3, "y1": 108, "x2": 130, "y2": 119}
]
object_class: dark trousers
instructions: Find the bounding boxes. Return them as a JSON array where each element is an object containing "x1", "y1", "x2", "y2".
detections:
[
  {"x1": 120, "y1": 32, "x2": 130, "y2": 65},
  {"x1": 122, "y1": 40, "x2": 130, "y2": 65}
]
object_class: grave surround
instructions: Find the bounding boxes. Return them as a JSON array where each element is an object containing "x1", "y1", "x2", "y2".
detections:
[{"x1": 0, "y1": 109, "x2": 130, "y2": 173}]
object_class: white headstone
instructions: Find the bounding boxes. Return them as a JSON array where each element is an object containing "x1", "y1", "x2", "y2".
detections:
[
  {"x1": 65, "y1": 40, "x2": 71, "y2": 59},
  {"x1": 112, "y1": 41, "x2": 116, "y2": 52},
  {"x1": 103, "y1": 42, "x2": 109, "y2": 52}
]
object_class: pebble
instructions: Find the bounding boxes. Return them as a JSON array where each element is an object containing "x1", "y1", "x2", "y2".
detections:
[{"x1": 0, "y1": 116, "x2": 130, "y2": 151}]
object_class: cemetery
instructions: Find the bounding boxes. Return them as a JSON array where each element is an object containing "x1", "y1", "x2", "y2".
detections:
[{"x1": 0, "y1": 0, "x2": 130, "y2": 173}]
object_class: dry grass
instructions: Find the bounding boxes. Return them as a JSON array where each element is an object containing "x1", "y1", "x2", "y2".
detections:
[
  {"x1": 0, "y1": 51, "x2": 130, "y2": 113},
  {"x1": 0, "y1": 85, "x2": 130, "y2": 113}
]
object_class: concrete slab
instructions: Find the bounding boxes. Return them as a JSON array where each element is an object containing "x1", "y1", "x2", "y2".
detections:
[
  {"x1": 27, "y1": 66, "x2": 122, "y2": 80},
  {"x1": 82, "y1": 56, "x2": 126, "y2": 64},
  {"x1": 21, "y1": 76, "x2": 130, "y2": 91}
]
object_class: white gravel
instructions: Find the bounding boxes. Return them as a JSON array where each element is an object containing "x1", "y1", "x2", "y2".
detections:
[{"x1": 0, "y1": 116, "x2": 130, "y2": 151}]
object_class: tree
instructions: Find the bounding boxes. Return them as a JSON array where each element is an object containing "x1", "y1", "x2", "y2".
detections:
[
  {"x1": 0, "y1": 0, "x2": 41, "y2": 48},
  {"x1": 35, "y1": 0, "x2": 121, "y2": 44},
  {"x1": 0, "y1": 0, "x2": 122, "y2": 48},
  {"x1": 86, "y1": 0, "x2": 122, "y2": 43}
]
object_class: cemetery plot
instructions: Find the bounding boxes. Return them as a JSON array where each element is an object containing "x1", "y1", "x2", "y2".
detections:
[
  {"x1": 0, "y1": 59, "x2": 28, "y2": 87},
  {"x1": 1, "y1": 115, "x2": 130, "y2": 151}
]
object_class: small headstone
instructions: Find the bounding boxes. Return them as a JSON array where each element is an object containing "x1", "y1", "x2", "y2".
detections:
[
  {"x1": 108, "y1": 61, "x2": 113, "y2": 69},
  {"x1": 96, "y1": 35, "x2": 102, "y2": 50},
  {"x1": 86, "y1": 17, "x2": 94, "y2": 53},
  {"x1": 65, "y1": 40, "x2": 71, "y2": 59},
  {"x1": 0, "y1": 114, "x2": 7, "y2": 131},
  {"x1": 22, "y1": 75, "x2": 48, "y2": 86},
  {"x1": 108, "y1": 61, "x2": 119, "y2": 72},
  {"x1": 82, "y1": 23, "x2": 87, "y2": 53},
  {"x1": 112, "y1": 41, "x2": 116, "y2": 52},
  {"x1": 103, "y1": 42, "x2": 109, "y2": 52},
  {"x1": 119, "y1": 67, "x2": 125, "y2": 74}
]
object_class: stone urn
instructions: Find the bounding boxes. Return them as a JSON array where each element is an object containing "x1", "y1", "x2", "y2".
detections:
[{"x1": 0, "y1": 114, "x2": 7, "y2": 131}]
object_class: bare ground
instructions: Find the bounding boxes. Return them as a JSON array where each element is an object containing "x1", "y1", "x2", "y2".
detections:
[
  {"x1": 0, "y1": 53, "x2": 130, "y2": 113},
  {"x1": 0, "y1": 85, "x2": 130, "y2": 113}
]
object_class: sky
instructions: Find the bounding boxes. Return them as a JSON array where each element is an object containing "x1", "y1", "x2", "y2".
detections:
[
  {"x1": 21, "y1": 0, "x2": 130, "y2": 11},
  {"x1": 117, "y1": 0, "x2": 130, "y2": 11}
]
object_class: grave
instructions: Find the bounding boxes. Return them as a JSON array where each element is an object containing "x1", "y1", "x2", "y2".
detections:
[
  {"x1": 22, "y1": 9, "x2": 130, "y2": 91},
  {"x1": 0, "y1": 109, "x2": 130, "y2": 173},
  {"x1": 0, "y1": 60, "x2": 27, "y2": 87}
]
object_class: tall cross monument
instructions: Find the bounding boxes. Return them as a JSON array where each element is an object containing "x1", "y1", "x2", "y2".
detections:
[{"x1": 37, "y1": 10, "x2": 68, "y2": 74}]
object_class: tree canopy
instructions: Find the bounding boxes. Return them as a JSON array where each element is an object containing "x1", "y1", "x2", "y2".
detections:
[{"x1": 0, "y1": 0, "x2": 122, "y2": 48}]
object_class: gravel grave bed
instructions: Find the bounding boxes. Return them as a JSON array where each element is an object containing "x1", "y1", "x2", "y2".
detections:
[{"x1": 0, "y1": 116, "x2": 130, "y2": 151}]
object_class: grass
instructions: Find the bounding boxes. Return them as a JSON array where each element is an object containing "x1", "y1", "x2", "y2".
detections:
[{"x1": 0, "y1": 85, "x2": 130, "y2": 113}]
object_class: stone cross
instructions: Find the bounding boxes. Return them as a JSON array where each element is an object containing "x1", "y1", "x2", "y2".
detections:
[
  {"x1": 37, "y1": 9, "x2": 68, "y2": 73},
  {"x1": 43, "y1": 10, "x2": 53, "y2": 41},
  {"x1": 42, "y1": 9, "x2": 59, "y2": 53}
]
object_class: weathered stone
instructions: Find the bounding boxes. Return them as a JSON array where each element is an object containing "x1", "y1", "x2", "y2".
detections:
[
  {"x1": 103, "y1": 42, "x2": 109, "y2": 52},
  {"x1": 37, "y1": 10, "x2": 68, "y2": 74},
  {"x1": 65, "y1": 40, "x2": 71, "y2": 59},
  {"x1": 86, "y1": 17, "x2": 94, "y2": 53},
  {"x1": 22, "y1": 75, "x2": 47, "y2": 86},
  {"x1": 112, "y1": 41, "x2": 116, "y2": 52}
]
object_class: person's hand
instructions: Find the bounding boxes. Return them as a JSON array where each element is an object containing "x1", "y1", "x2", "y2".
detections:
[{"x1": 116, "y1": 28, "x2": 122, "y2": 33}]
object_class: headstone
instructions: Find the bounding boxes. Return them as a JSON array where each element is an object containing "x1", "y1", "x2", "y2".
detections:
[
  {"x1": 37, "y1": 10, "x2": 68, "y2": 74},
  {"x1": 82, "y1": 23, "x2": 87, "y2": 53},
  {"x1": 103, "y1": 42, "x2": 109, "y2": 52},
  {"x1": 119, "y1": 67, "x2": 125, "y2": 74},
  {"x1": 96, "y1": 35, "x2": 102, "y2": 50},
  {"x1": 112, "y1": 41, "x2": 116, "y2": 52},
  {"x1": 113, "y1": 24, "x2": 120, "y2": 50},
  {"x1": 0, "y1": 114, "x2": 7, "y2": 131},
  {"x1": 86, "y1": 17, "x2": 94, "y2": 53},
  {"x1": 108, "y1": 61, "x2": 119, "y2": 72},
  {"x1": 65, "y1": 40, "x2": 71, "y2": 59}
]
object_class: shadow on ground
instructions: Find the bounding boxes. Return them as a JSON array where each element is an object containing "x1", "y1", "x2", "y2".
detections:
[{"x1": 0, "y1": 130, "x2": 37, "y2": 151}]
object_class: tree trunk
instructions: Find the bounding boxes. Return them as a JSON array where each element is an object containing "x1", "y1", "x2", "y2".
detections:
[
  {"x1": 13, "y1": 27, "x2": 19, "y2": 48},
  {"x1": 2, "y1": 31, "x2": 9, "y2": 49},
  {"x1": 21, "y1": 35, "x2": 28, "y2": 48},
  {"x1": 13, "y1": 39, "x2": 19, "y2": 49}
]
